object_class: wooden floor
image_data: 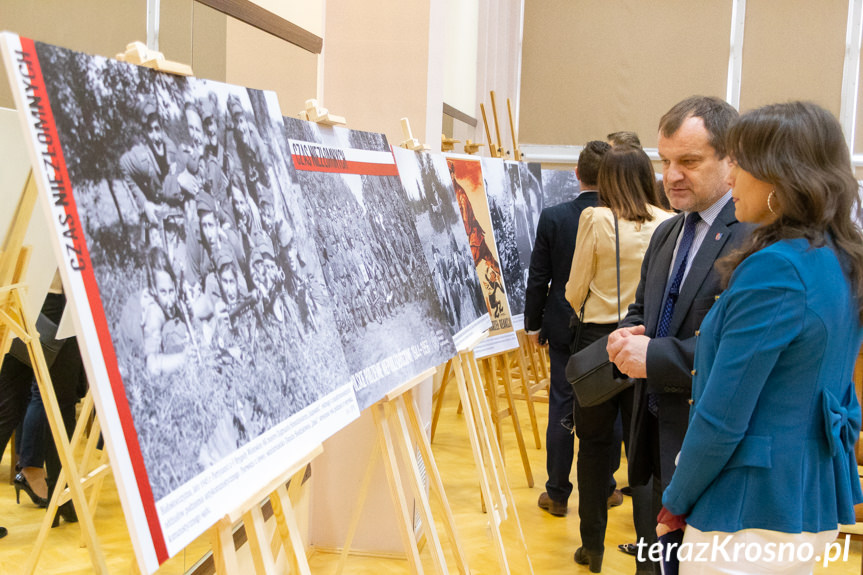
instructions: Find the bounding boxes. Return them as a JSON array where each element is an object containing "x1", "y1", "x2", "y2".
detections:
[{"x1": 0, "y1": 373, "x2": 860, "y2": 574}]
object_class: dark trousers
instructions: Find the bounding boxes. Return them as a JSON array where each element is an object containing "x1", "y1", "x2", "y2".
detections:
[
  {"x1": 0, "y1": 294, "x2": 85, "y2": 492},
  {"x1": 545, "y1": 344, "x2": 575, "y2": 502},
  {"x1": 632, "y1": 413, "x2": 664, "y2": 574},
  {"x1": 571, "y1": 320, "x2": 629, "y2": 553},
  {"x1": 17, "y1": 381, "x2": 47, "y2": 468},
  {"x1": 0, "y1": 355, "x2": 37, "y2": 464}
]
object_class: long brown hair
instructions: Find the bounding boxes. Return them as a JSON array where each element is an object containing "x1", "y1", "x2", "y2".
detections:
[
  {"x1": 597, "y1": 144, "x2": 661, "y2": 223},
  {"x1": 718, "y1": 101, "x2": 863, "y2": 320}
]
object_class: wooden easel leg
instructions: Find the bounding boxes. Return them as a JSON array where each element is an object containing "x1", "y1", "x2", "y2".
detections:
[
  {"x1": 479, "y1": 358, "x2": 503, "y2": 449},
  {"x1": 452, "y1": 352, "x2": 510, "y2": 573},
  {"x1": 372, "y1": 403, "x2": 425, "y2": 574},
  {"x1": 271, "y1": 482, "x2": 312, "y2": 575},
  {"x1": 430, "y1": 359, "x2": 453, "y2": 443},
  {"x1": 402, "y1": 391, "x2": 470, "y2": 575},
  {"x1": 29, "y1": 465, "x2": 66, "y2": 571},
  {"x1": 463, "y1": 353, "x2": 506, "y2": 518},
  {"x1": 335, "y1": 441, "x2": 380, "y2": 575},
  {"x1": 243, "y1": 504, "x2": 278, "y2": 574},
  {"x1": 470, "y1": 354, "x2": 535, "y2": 574},
  {"x1": 0, "y1": 172, "x2": 38, "y2": 285},
  {"x1": 210, "y1": 516, "x2": 241, "y2": 575},
  {"x1": 82, "y1": 414, "x2": 111, "y2": 547},
  {"x1": 386, "y1": 398, "x2": 449, "y2": 574},
  {"x1": 500, "y1": 353, "x2": 534, "y2": 487},
  {"x1": 15, "y1": 289, "x2": 108, "y2": 575},
  {"x1": 513, "y1": 346, "x2": 542, "y2": 449}
]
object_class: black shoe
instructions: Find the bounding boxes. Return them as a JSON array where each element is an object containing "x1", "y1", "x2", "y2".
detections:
[
  {"x1": 574, "y1": 546, "x2": 603, "y2": 572},
  {"x1": 0, "y1": 526, "x2": 6, "y2": 539},
  {"x1": 618, "y1": 542, "x2": 638, "y2": 556},
  {"x1": 51, "y1": 501, "x2": 79, "y2": 528},
  {"x1": 14, "y1": 473, "x2": 48, "y2": 508}
]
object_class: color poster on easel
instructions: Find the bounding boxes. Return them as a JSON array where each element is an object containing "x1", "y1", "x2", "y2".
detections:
[
  {"x1": 444, "y1": 154, "x2": 519, "y2": 358},
  {"x1": 391, "y1": 146, "x2": 490, "y2": 350},
  {"x1": 282, "y1": 117, "x2": 457, "y2": 410},
  {"x1": 1, "y1": 34, "x2": 360, "y2": 573}
]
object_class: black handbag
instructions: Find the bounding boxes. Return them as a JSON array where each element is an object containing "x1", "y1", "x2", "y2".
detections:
[
  {"x1": 565, "y1": 214, "x2": 634, "y2": 407},
  {"x1": 8, "y1": 312, "x2": 65, "y2": 369}
]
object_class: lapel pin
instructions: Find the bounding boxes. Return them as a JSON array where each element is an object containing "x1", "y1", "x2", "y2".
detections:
[{"x1": 715, "y1": 232, "x2": 723, "y2": 240}]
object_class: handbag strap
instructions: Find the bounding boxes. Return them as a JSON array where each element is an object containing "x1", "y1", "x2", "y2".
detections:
[
  {"x1": 614, "y1": 212, "x2": 621, "y2": 323},
  {"x1": 575, "y1": 211, "x2": 622, "y2": 348}
]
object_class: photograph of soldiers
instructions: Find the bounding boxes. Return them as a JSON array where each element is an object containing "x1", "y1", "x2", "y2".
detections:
[
  {"x1": 482, "y1": 157, "x2": 527, "y2": 322},
  {"x1": 282, "y1": 118, "x2": 456, "y2": 410},
  {"x1": 392, "y1": 147, "x2": 488, "y2": 348},
  {"x1": 28, "y1": 40, "x2": 356, "y2": 502}
]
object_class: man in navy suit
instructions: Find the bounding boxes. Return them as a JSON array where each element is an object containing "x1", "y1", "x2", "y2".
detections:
[
  {"x1": 525, "y1": 140, "x2": 610, "y2": 516},
  {"x1": 607, "y1": 96, "x2": 753, "y2": 573}
]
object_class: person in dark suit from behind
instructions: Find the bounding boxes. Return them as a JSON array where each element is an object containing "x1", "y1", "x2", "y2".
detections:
[
  {"x1": 606, "y1": 96, "x2": 754, "y2": 573},
  {"x1": 525, "y1": 140, "x2": 610, "y2": 517}
]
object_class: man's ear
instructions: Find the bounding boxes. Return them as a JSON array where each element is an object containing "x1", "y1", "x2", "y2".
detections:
[{"x1": 575, "y1": 167, "x2": 580, "y2": 182}]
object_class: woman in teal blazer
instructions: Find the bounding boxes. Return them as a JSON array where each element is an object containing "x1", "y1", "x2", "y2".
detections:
[{"x1": 660, "y1": 101, "x2": 863, "y2": 573}]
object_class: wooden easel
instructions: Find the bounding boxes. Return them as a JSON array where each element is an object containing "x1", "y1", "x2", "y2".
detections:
[
  {"x1": 299, "y1": 99, "x2": 347, "y2": 126},
  {"x1": 516, "y1": 330, "x2": 550, "y2": 401},
  {"x1": 205, "y1": 445, "x2": 322, "y2": 575},
  {"x1": 506, "y1": 98, "x2": 522, "y2": 162},
  {"x1": 399, "y1": 118, "x2": 430, "y2": 151},
  {"x1": 476, "y1": 347, "x2": 536, "y2": 486},
  {"x1": 479, "y1": 91, "x2": 509, "y2": 159},
  {"x1": 336, "y1": 368, "x2": 470, "y2": 575},
  {"x1": 448, "y1": 336, "x2": 534, "y2": 574},
  {"x1": 441, "y1": 135, "x2": 459, "y2": 152},
  {"x1": 27, "y1": 388, "x2": 112, "y2": 568},
  {"x1": 0, "y1": 172, "x2": 111, "y2": 574}
]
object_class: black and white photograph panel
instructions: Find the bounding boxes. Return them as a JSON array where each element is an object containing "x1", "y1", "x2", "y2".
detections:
[
  {"x1": 392, "y1": 146, "x2": 489, "y2": 349},
  {"x1": 482, "y1": 157, "x2": 527, "y2": 325},
  {"x1": 282, "y1": 117, "x2": 456, "y2": 410},
  {"x1": 541, "y1": 167, "x2": 580, "y2": 208},
  {"x1": 516, "y1": 161, "x2": 544, "y2": 259},
  {"x1": 2, "y1": 34, "x2": 359, "y2": 568}
]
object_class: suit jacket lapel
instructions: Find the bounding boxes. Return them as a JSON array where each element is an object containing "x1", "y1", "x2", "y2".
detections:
[
  {"x1": 644, "y1": 214, "x2": 684, "y2": 335},
  {"x1": 667, "y1": 200, "x2": 736, "y2": 335}
]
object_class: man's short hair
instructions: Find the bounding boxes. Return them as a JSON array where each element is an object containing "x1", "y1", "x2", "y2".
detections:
[
  {"x1": 577, "y1": 140, "x2": 611, "y2": 187},
  {"x1": 658, "y1": 96, "x2": 738, "y2": 158},
  {"x1": 607, "y1": 131, "x2": 641, "y2": 148}
]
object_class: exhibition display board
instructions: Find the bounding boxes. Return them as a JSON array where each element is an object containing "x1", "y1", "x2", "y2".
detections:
[
  {"x1": 445, "y1": 154, "x2": 519, "y2": 358},
  {"x1": 1, "y1": 33, "x2": 363, "y2": 571},
  {"x1": 392, "y1": 146, "x2": 491, "y2": 350},
  {"x1": 282, "y1": 117, "x2": 457, "y2": 410},
  {"x1": 0, "y1": 32, "x2": 547, "y2": 574}
]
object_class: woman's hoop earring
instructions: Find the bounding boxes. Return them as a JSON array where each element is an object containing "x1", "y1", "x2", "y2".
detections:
[{"x1": 767, "y1": 189, "x2": 777, "y2": 214}]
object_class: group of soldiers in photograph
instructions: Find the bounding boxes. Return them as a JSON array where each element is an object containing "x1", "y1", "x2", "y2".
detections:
[
  {"x1": 305, "y1": 173, "x2": 434, "y2": 335},
  {"x1": 118, "y1": 91, "x2": 322, "y2": 379}
]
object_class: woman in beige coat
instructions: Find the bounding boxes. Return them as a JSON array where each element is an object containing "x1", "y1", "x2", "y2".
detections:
[{"x1": 565, "y1": 144, "x2": 673, "y2": 571}]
